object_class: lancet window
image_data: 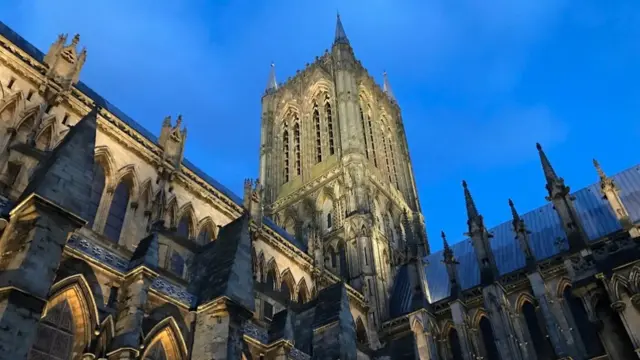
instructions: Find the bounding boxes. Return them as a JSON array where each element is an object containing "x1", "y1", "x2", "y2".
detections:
[
  {"x1": 282, "y1": 122, "x2": 289, "y2": 183},
  {"x1": 359, "y1": 105, "x2": 369, "y2": 159},
  {"x1": 314, "y1": 104, "x2": 322, "y2": 163},
  {"x1": 325, "y1": 98, "x2": 335, "y2": 155},
  {"x1": 28, "y1": 300, "x2": 74, "y2": 360},
  {"x1": 389, "y1": 141, "x2": 399, "y2": 189},
  {"x1": 104, "y1": 179, "x2": 130, "y2": 242},
  {"x1": 293, "y1": 119, "x2": 301, "y2": 176},
  {"x1": 367, "y1": 113, "x2": 377, "y2": 167},
  {"x1": 383, "y1": 136, "x2": 392, "y2": 183}
]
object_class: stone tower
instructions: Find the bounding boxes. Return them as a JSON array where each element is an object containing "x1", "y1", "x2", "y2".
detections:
[{"x1": 259, "y1": 15, "x2": 428, "y2": 328}]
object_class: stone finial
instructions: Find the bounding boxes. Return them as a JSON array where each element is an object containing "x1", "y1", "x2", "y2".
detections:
[
  {"x1": 441, "y1": 231, "x2": 458, "y2": 265},
  {"x1": 462, "y1": 180, "x2": 481, "y2": 227},
  {"x1": 536, "y1": 143, "x2": 569, "y2": 199},
  {"x1": 43, "y1": 32, "x2": 87, "y2": 87},
  {"x1": 265, "y1": 62, "x2": 278, "y2": 94},
  {"x1": 382, "y1": 71, "x2": 396, "y2": 102},
  {"x1": 158, "y1": 115, "x2": 186, "y2": 170},
  {"x1": 509, "y1": 198, "x2": 535, "y2": 264}
]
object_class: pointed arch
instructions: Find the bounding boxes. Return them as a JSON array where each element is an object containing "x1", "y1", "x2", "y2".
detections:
[
  {"x1": 610, "y1": 273, "x2": 632, "y2": 301},
  {"x1": 139, "y1": 178, "x2": 154, "y2": 212},
  {"x1": 556, "y1": 277, "x2": 572, "y2": 299},
  {"x1": 196, "y1": 216, "x2": 216, "y2": 244},
  {"x1": 515, "y1": 292, "x2": 536, "y2": 311},
  {"x1": 113, "y1": 164, "x2": 140, "y2": 203},
  {"x1": 104, "y1": 170, "x2": 134, "y2": 242},
  {"x1": 141, "y1": 317, "x2": 188, "y2": 360},
  {"x1": 14, "y1": 102, "x2": 40, "y2": 130},
  {"x1": 280, "y1": 268, "x2": 296, "y2": 301},
  {"x1": 355, "y1": 317, "x2": 368, "y2": 345},
  {"x1": 34, "y1": 122, "x2": 54, "y2": 151},
  {"x1": 94, "y1": 315, "x2": 115, "y2": 358},
  {"x1": 0, "y1": 90, "x2": 25, "y2": 118},
  {"x1": 176, "y1": 203, "x2": 196, "y2": 238},
  {"x1": 31, "y1": 274, "x2": 100, "y2": 358},
  {"x1": 165, "y1": 196, "x2": 179, "y2": 229},
  {"x1": 629, "y1": 265, "x2": 640, "y2": 294},
  {"x1": 297, "y1": 278, "x2": 310, "y2": 304},
  {"x1": 265, "y1": 258, "x2": 280, "y2": 291},
  {"x1": 94, "y1": 146, "x2": 116, "y2": 186}
]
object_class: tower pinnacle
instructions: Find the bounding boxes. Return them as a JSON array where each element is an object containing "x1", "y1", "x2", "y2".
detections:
[
  {"x1": 334, "y1": 13, "x2": 350, "y2": 45},
  {"x1": 265, "y1": 62, "x2": 278, "y2": 94},
  {"x1": 536, "y1": 142, "x2": 559, "y2": 185},
  {"x1": 383, "y1": 71, "x2": 396, "y2": 102},
  {"x1": 462, "y1": 180, "x2": 480, "y2": 222}
]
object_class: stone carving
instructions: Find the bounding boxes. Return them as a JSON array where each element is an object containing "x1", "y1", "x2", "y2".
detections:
[{"x1": 150, "y1": 277, "x2": 197, "y2": 307}]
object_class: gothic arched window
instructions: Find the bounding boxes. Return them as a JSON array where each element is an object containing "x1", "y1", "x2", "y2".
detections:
[
  {"x1": 521, "y1": 301, "x2": 555, "y2": 359},
  {"x1": 87, "y1": 162, "x2": 105, "y2": 227},
  {"x1": 35, "y1": 126, "x2": 52, "y2": 151},
  {"x1": 176, "y1": 214, "x2": 191, "y2": 238},
  {"x1": 327, "y1": 212, "x2": 332, "y2": 229},
  {"x1": 197, "y1": 224, "x2": 214, "y2": 245},
  {"x1": 448, "y1": 328, "x2": 464, "y2": 360},
  {"x1": 389, "y1": 141, "x2": 399, "y2": 189},
  {"x1": 356, "y1": 318, "x2": 368, "y2": 345},
  {"x1": 338, "y1": 242, "x2": 349, "y2": 279},
  {"x1": 170, "y1": 251, "x2": 185, "y2": 277},
  {"x1": 265, "y1": 268, "x2": 277, "y2": 291},
  {"x1": 283, "y1": 123, "x2": 290, "y2": 183},
  {"x1": 314, "y1": 105, "x2": 322, "y2": 163},
  {"x1": 367, "y1": 112, "x2": 377, "y2": 167},
  {"x1": 325, "y1": 99, "x2": 335, "y2": 155},
  {"x1": 28, "y1": 300, "x2": 74, "y2": 360},
  {"x1": 280, "y1": 279, "x2": 292, "y2": 302},
  {"x1": 479, "y1": 316, "x2": 500, "y2": 360},
  {"x1": 383, "y1": 136, "x2": 392, "y2": 183},
  {"x1": 293, "y1": 120, "x2": 301, "y2": 176},
  {"x1": 563, "y1": 287, "x2": 605, "y2": 357},
  {"x1": 104, "y1": 180, "x2": 130, "y2": 242},
  {"x1": 359, "y1": 105, "x2": 369, "y2": 159}
]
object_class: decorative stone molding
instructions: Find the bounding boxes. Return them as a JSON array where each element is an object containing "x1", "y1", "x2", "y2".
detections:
[{"x1": 610, "y1": 300, "x2": 626, "y2": 312}]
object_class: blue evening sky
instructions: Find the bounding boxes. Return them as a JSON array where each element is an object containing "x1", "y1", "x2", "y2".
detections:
[{"x1": 2, "y1": 1, "x2": 639, "y2": 253}]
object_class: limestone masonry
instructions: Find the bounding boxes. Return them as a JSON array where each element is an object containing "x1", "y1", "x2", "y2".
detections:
[{"x1": 0, "y1": 15, "x2": 639, "y2": 360}]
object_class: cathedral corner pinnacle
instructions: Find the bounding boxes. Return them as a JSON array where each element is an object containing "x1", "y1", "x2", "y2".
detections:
[
  {"x1": 265, "y1": 62, "x2": 278, "y2": 94},
  {"x1": 382, "y1": 71, "x2": 396, "y2": 102}
]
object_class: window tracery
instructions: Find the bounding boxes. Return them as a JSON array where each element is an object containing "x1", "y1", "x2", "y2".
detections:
[
  {"x1": 28, "y1": 300, "x2": 74, "y2": 360},
  {"x1": 325, "y1": 97, "x2": 334, "y2": 156},
  {"x1": 389, "y1": 141, "x2": 399, "y2": 189},
  {"x1": 143, "y1": 341, "x2": 168, "y2": 360},
  {"x1": 313, "y1": 104, "x2": 322, "y2": 163},
  {"x1": 293, "y1": 120, "x2": 301, "y2": 176},
  {"x1": 282, "y1": 122, "x2": 289, "y2": 183},
  {"x1": 359, "y1": 105, "x2": 369, "y2": 159},
  {"x1": 367, "y1": 111, "x2": 377, "y2": 167},
  {"x1": 383, "y1": 136, "x2": 392, "y2": 183}
]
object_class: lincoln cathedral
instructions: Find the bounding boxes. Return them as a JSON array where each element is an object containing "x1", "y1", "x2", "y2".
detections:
[{"x1": 0, "y1": 13, "x2": 639, "y2": 360}]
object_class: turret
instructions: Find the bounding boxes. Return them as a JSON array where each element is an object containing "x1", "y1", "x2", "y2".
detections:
[
  {"x1": 441, "y1": 231, "x2": 461, "y2": 299},
  {"x1": 536, "y1": 143, "x2": 588, "y2": 252},
  {"x1": 593, "y1": 159, "x2": 638, "y2": 237},
  {"x1": 462, "y1": 180, "x2": 498, "y2": 285},
  {"x1": 243, "y1": 178, "x2": 264, "y2": 226},
  {"x1": 509, "y1": 198, "x2": 536, "y2": 269}
]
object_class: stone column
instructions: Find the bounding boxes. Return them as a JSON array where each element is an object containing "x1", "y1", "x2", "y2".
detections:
[
  {"x1": 191, "y1": 298, "x2": 252, "y2": 360},
  {"x1": 597, "y1": 274, "x2": 640, "y2": 357},
  {"x1": 450, "y1": 301, "x2": 474, "y2": 360},
  {"x1": 0, "y1": 195, "x2": 86, "y2": 360},
  {"x1": 482, "y1": 285, "x2": 524, "y2": 360},
  {"x1": 108, "y1": 271, "x2": 156, "y2": 360},
  {"x1": 527, "y1": 272, "x2": 578, "y2": 359}
]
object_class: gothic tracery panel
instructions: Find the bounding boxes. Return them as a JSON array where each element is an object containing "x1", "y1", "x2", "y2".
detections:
[{"x1": 28, "y1": 300, "x2": 74, "y2": 360}]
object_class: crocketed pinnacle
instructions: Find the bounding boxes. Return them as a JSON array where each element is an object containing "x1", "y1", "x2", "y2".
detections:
[
  {"x1": 536, "y1": 142, "x2": 559, "y2": 184},
  {"x1": 462, "y1": 180, "x2": 479, "y2": 222},
  {"x1": 334, "y1": 12, "x2": 350, "y2": 45},
  {"x1": 265, "y1": 62, "x2": 278, "y2": 93},
  {"x1": 593, "y1": 158, "x2": 607, "y2": 181},
  {"x1": 383, "y1": 71, "x2": 396, "y2": 102},
  {"x1": 441, "y1": 231, "x2": 456, "y2": 264},
  {"x1": 508, "y1": 198, "x2": 520, "y2": 223}
]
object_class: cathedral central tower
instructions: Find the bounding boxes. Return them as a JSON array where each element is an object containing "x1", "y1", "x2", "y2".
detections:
[{"x1": 258, "y1": 15, "x2": 428, "y2": 327}]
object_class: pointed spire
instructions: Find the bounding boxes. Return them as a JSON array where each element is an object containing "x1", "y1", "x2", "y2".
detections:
[
  {"x1": 383, "y1": 71, "x2": 396, "y2": 102},
  {"x1": 508, "y1": 198, "x2": 520, "y2": 224},
  {"x1": 536, "y1": 142, "x2": 559, "y2": 184},
  {"x1": 593, "y1": 158, "x2": 607, "y2": 182},
  {"x1": 334, "y1": 12, "x2": 350, "y2": 45},
  {"x1": 441, "y1": 231, "x2": 456, "y2": 264},
  {"x1": 462, "y1": 180, "x2": 479, "y2": 221},
  {"x1": 265, "y1": 62, "x2": 278, "y2": 93}
]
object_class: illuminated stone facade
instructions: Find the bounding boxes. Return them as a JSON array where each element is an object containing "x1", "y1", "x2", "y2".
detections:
[{"x1": 0, "y1": 14, "x2": 639, "y2": 360}]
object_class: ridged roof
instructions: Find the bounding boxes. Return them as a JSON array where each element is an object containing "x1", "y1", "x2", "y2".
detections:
[{"x1": 424, "y1": 164, "x2": 640, "y2": 303}]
